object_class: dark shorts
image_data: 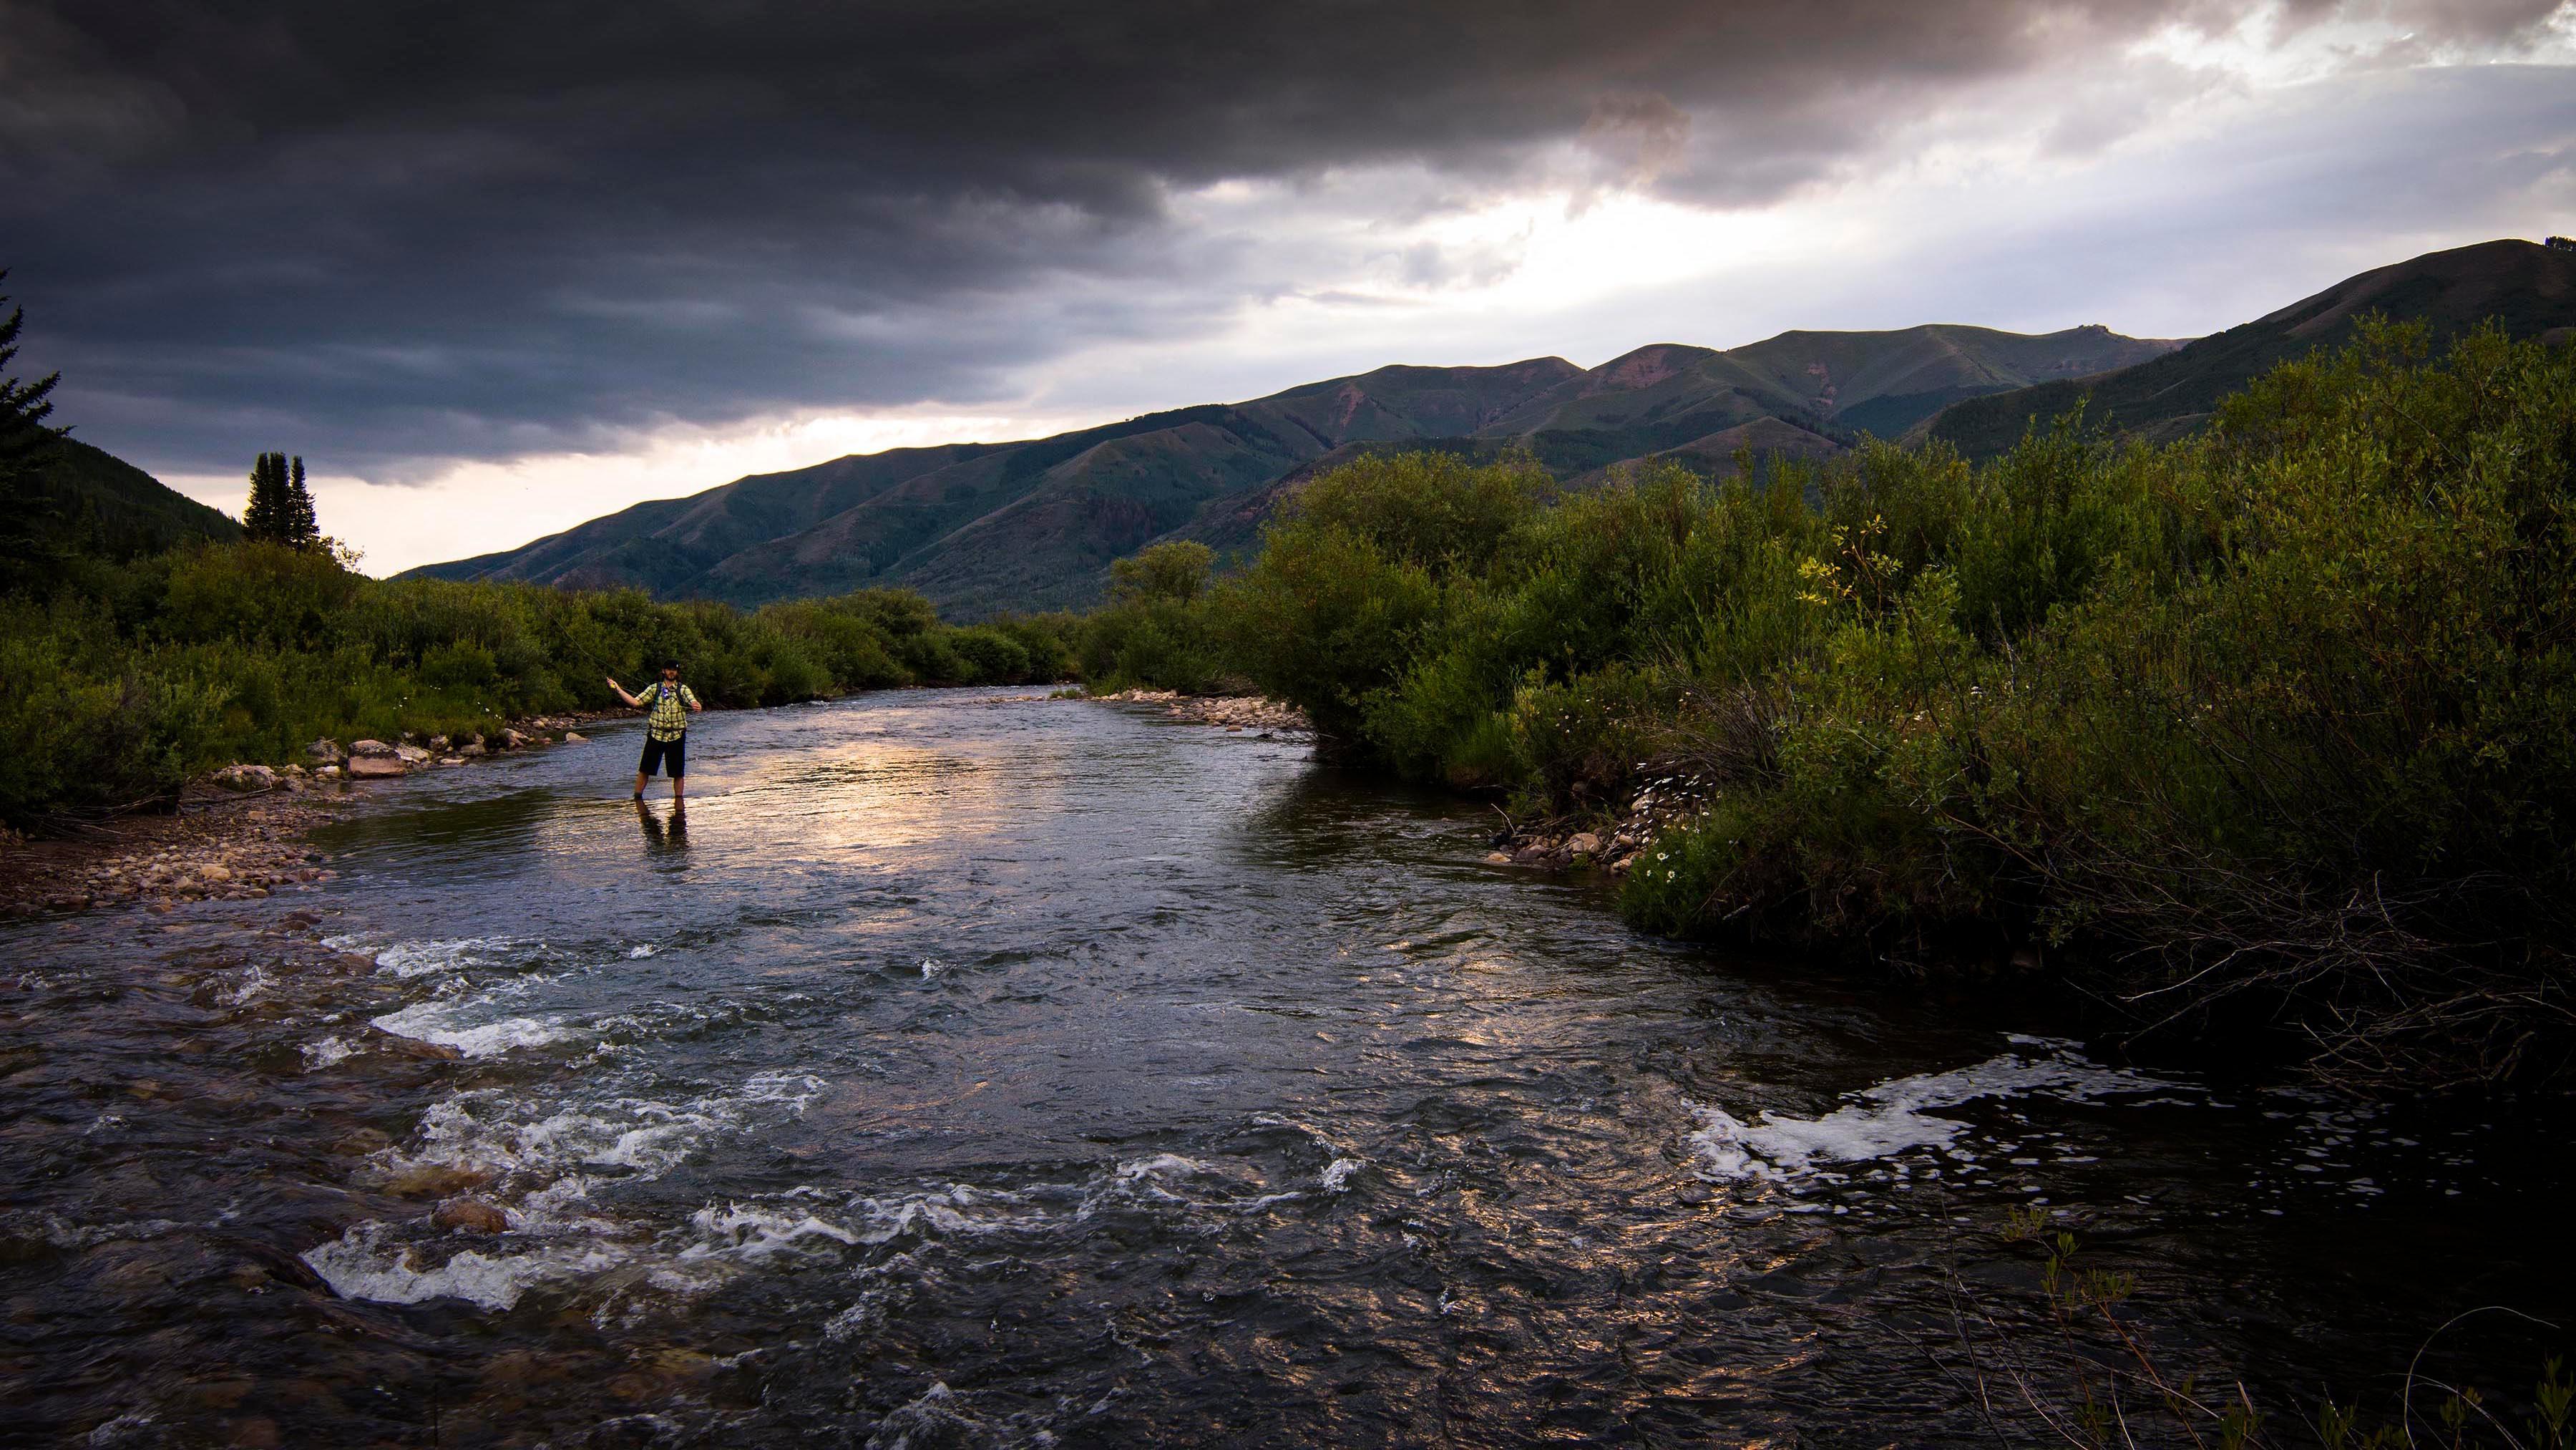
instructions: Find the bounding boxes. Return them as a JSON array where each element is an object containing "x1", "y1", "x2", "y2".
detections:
[{"x1": 639, "y1": 734, "x2": 686, "y2": 777}]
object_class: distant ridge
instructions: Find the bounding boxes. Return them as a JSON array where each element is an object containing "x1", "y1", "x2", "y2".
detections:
[
  {"x1": 17, "y1": 437, "x2": 241, "y2": 563},
  {"x1": 409, "y1": 325, "x2": 2174, "y2": 616},
  {"x1": 1926, "y1": 238, "x2": 2576, "y2": 460}
]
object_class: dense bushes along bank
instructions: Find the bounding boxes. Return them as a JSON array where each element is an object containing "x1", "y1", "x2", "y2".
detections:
[
  {"x1": 1, "y1": 548, "x2": 1077, "y2": 827},
  {"x1": 1100, "y1": 322, "x2": 2576, "y2": 1087}
]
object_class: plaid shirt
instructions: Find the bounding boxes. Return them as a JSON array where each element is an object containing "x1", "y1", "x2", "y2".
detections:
[{"x1": 644, "y1": 681, "x2": 698, "y2": 740}]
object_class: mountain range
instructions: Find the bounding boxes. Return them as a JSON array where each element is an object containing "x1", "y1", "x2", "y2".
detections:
[
  {"x1": 405, "y1": 323, "x2": 2180, "y2": 615},
  {"x1": 1926, "y1": 238, "x2": 2576, "y2": 460}
]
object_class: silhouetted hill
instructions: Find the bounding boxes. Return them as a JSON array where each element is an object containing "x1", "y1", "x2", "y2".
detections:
[
  {"x1": 1927, "y1": 239, "x2": 2576, "y2": 461},
  {"x1": 14, "y1": 437, "x2": 241, "y2": 563},
  {"x1": 407, "y1": 325, "x2": 2180, "y2": 615}
]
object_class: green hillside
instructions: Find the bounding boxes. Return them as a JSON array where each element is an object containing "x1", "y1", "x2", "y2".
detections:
[
  {"x1": 1928, "y1": 238, "x2": 2576, "y2": 460},
  {"x1": 11, "y1": 437, "x2": 241, "y2": 564},
  {"x1": 409, "y1": 361, "x2": 1590, "y2": 615}
]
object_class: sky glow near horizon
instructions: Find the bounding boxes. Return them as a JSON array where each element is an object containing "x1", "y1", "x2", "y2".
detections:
[{"x1": 6, "y1": 1, "x2": 2573, "y2": 574}]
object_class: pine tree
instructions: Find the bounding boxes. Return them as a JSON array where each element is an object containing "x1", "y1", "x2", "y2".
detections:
[
  {"x1": 243, "y1": 452, "x2": 289, "y2": 542},
  {"x1": 1, "y1": 269, "x2": 70, "y2": 582},
  {"x1": 284, "y1": 454, "x2": 320, "y2": 547},
  {"x1": 0, "y1": 268, "x2": 65, "y2": 488}
]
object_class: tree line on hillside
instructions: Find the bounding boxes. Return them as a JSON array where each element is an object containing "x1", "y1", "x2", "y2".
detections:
[{"x1": 1079, "y1": 321, "x2": 2576, "y2": 1090}]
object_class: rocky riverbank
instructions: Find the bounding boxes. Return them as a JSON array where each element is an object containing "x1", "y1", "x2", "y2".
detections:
[
  {"x1": 0, "y1": 713, "x2": 613, "y2": 920},
  {"x1": 1485, "y1": 769, "x2": 1716, "y2": 877},
  {"x1": 1088, "y1": 688, "x2": 1311, "y2": 735},
  {"x1": 297, "y1": 714, "x2": 597, "y2": 782},
  {"x1": 0, "y1": 791, "x2": 347, "y2": 918}
]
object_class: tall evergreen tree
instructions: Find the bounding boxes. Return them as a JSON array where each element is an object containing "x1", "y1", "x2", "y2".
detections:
[
  {"x1": 284, "y1": 454, "x2": 320, "y2": 546},
  {"x1": 243, "y1": 452, "x2": 290, "y2": 542},
  {"x1": 1, "y1": 271, "x2": 65, "y2": 484},
  {"x1": 1, "y1": 268, "x2": 71, "y2": 582}
]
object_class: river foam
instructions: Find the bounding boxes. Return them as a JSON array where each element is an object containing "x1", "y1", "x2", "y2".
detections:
[
  {"x1": 1685, "y1": 1037, "x2": 2176, "y2": 1183},
  {"x1": 304, "y1": 1071, "x2": 830, "y2": 1312}
]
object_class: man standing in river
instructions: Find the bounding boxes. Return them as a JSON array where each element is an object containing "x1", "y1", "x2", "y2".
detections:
[{"x1": 608, "y1": 662, "x2": 702, "y2": 801}]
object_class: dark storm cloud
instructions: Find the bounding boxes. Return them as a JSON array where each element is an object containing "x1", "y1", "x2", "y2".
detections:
[{"x1": 1, "y1": 0, "x2": 2562, "y2": 475}]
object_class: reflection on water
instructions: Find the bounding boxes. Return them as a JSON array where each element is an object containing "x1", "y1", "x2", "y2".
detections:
[
  {"x1": 637, "y1": 799, "x2": 689, "y2": 857},
  {"x1": 1, "y1": 691, "x2": 2566, "y2": 1447}
]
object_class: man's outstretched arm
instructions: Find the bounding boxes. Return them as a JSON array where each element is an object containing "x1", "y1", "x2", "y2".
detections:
[{"x1": 605, "y1": 677, "x2": 643, "y2": 708}]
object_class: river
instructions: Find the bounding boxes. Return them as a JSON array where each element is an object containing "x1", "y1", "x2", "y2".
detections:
[{"x1": 4, "y1": 690, "x2": 2565, "y2": 1446}]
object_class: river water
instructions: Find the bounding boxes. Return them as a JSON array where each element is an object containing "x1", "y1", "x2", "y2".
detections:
[{"x1": 4, "y1": 691, "x2": 2566, "y2": 1447}]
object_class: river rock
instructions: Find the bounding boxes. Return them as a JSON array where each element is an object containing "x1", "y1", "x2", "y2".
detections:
[
  {"x1": 350, "y1": 739, "x2": 398, "y2": 758},
  {"x1": 385, "y1": 1164, "x2": 494, "y2": 1197},
  {"x1": 210, "y1": 764, "x2": 277, "y2": 792},
  {"x1": 306, "y1": 738, "x2": 347, "y2": 765},
  {"x1": 368, "y1": 1028, "x2": 462, "y2": 1060},
  {"x1": 458, "y1": 741, "x2": 487, "y2": 757},
  {"x1": 1566, "y1": 832, "x2": 1601, "y2": 857},
  {"x1": 562, "y1": 731, "x2": 586, "y2": 742},
  {"x1": 497, "y1": 728, "x2": 530, "y2": 749},
  {"x1": 428, "y1": 734, "x2": 449, "y2": 749},
  {"x1": 432, "y1": 1197, "x2": 511, "y2": 1233},
  {"x1": 392, "y1": 743, "x2": 432, "y2": 766},
  {"x1": 315, "y1": 764, "x2": 342, "y2": 779},
  {"x1": 197, "y1": 863, "x2": 232, "y2": 882},
  {"x1": 346, "y1": 754, "x2": 408, "y2": 779}
]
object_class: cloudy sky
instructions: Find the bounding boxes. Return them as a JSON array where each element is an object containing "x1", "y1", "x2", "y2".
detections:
[{"x1": 6, "y1": 0, "x2": 2573, "y2": 573}]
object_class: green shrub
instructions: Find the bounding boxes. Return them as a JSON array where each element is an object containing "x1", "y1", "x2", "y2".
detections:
[
  {"x1": 990, "y1": 614, "x2": 1080, "y2": 681},
  {"x1": 948, "y1": 625, "x2": 1034, "y2": 684},
  {"x1": 1078, "y1": 597, "x2": 1229, "y2": 694},
  {"x1": 1218, "y1": 520, "x2": 1441, "y2": 741},
  {"x1": 1108, "y1": 540, "x2": 1214, "y2": 605},
  {"x1": 1284, "y1": 449, "x2": 1547, "y2": 578}
]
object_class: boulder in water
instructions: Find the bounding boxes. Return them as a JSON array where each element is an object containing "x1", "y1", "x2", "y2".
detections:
[{"x1": 432, "y1": 1197, "x2": 510, "y2": 1233}]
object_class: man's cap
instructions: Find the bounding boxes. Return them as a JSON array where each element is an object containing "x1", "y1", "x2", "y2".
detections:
[{"x1": 663, "y1": 659, "x2": 682, "y2": 672}]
